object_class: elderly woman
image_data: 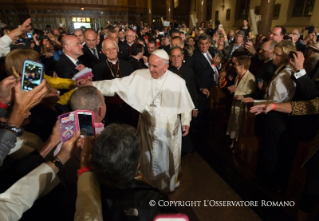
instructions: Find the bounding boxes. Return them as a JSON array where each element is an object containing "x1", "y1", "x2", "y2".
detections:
[{"x1": 226, "y1": 55, "x2": 256, "y2": 148}]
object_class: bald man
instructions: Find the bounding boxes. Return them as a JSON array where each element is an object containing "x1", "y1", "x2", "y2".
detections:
[
  {"x1": 54, "y1": 35, "x2": 85, "y2": 79},
  {"x1": 83, "y1": 49, "x2": 194, "y2": 193},
  {"x1": 80, "y1": 29, "x2": 106, "y2": 68}
]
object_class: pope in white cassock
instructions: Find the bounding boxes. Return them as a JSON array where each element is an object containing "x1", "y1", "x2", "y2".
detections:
[{"x1": 91, "y1": 49, "x2": 194, "y2": 192}]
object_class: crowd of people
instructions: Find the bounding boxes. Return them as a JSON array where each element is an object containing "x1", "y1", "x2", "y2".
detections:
[{"x1": 0, "y1": 16, "x2": 319, "y2": 220}]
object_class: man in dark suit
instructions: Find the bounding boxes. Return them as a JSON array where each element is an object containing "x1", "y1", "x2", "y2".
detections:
[
  {"x1": 118, "y1": 29, "x2": 136, "y2": 61},
  {"x1": 73, "y1": 28, "x2": 85, "y2": 45},
  {"x1": 129, "y1": 43, "x2": 148, "y2": 70},
  {"x1": 168, "y1": 46, "x2": 210, "y2": 153},
  {"x1": 290, "y1": 29, "x2": 306, "y2": 53},
  {"x1": 54, "y1": 35, "x2": 85, "y2": 79},
  {"x1": 226, "y1": 31, "x2": 244, "y2": 59},
  {"x1": 118, "y1": 29, "x2": 126, "y2": 45},
  {"x1": 93, "y1": 39, "x2": 135, "y2": 126},
  {"x1": 192, "y1": 34, "x2": 220, "y2": 131},
  {"x1": 80, "y1": 29, "x2": 106, "y2": 69},
  {"x1": 170, "y1": 36, "x2": 192, "y2": 68},
  {"x1": 143, "y1": 38, "x2": 156, "y2": 58},
  {"x1": 163, "y1": 30, "x2": 185, "y2": 55}
]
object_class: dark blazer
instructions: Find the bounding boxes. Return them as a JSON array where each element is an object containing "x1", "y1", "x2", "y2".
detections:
[
  {"x1": 93, "y1": 59, "x2": 134, "y2": 81},
  {"x1": 118, "y1": 43, "x2": 135, "y2": 61},
  {"x1": 226, "y1": 43, "x2": 243, "y2": 58},
  {"x1": 128, "y1": 57, "x2": 148, "y2": 70},
  {"x1": 118, "y1": 39, "x2": 126, "y2": 46},
  {"x1": 251, "y1": 58, "x2": 276, "y2": 99},
  {"x1": 54, "y1": 53, "x2": 78, "y2": 79},
  {"x1": 79, "y1": 44, "x2": 106, "y2": 69},
  {"x1": 192, "y1": 49, "x2": 217, "y2": 89},
  {"x1": 169, "y1": 64, "x2": 199, "y2": 108},
  {"x1": 295, "y1": 41, "x2": 306, "y2": 54}
]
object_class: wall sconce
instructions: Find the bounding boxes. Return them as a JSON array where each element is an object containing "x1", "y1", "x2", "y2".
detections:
[
  {"x1": 81, "y1": 7, "x2": 84, "y2": 11},
  {"x1": 221, "y1": 0, "x2": 225, "y2": 11}
]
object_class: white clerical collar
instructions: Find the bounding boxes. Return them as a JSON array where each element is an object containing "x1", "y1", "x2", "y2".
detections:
[
  {"x1": 128, "y1": 43, "x2": 134, "y2": 46},
  {"x1": 65, "y1": 53, "x2": 78, "y2": 65},
  {"x1": 107, "y1": 59, "x2": 118, "y2": 64}
]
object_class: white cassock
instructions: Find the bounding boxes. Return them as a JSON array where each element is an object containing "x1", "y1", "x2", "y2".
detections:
[{"x1": 93, "y1": 69, "x2": 194, "y2": 192}]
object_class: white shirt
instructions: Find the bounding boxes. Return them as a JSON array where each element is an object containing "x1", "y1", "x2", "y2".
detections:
[
  {"x1": 267, "y1": 64, "x2": 296, "y2": 103},
  {"x1": 0, "y1": 35, "x2": 12, "y2": 56}
]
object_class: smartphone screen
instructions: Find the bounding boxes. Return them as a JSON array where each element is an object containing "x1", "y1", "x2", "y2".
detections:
[
  {"x1": 27, "y1": 33, "x2": 33, "y2": 39},
  {"x1": 21, "y1": 60, "x2": 44, "y2": 91},
  {"x1": 77, "y1": 112, "x2": 94, "y2": 137}
]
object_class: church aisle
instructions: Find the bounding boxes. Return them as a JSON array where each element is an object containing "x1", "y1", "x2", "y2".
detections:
[{"x1": 168, "y1": 152, "x2": 262, "y2": 221}]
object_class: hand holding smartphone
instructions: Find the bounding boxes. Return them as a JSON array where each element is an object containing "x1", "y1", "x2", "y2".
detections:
[
  {"x1": 21, "y1": 60, "x2": 44, "y2": 91},
  {"x1": 59, "y1": 110, "x2": 95, "y2": 142}
]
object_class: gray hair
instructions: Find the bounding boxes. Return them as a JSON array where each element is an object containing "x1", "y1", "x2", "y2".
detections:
[
  {"x1": 268, "y1": 40, "x2": 278, "y2": 50},
  {"x1": 102, "y1": 38, "x2": 118, "y2": 48},
  {"x1": 170, "y1": 46, "x2": 184, "y2": 55},
  {"x1": 106, "y1": 30, "x2": 119, "y2": 38}
]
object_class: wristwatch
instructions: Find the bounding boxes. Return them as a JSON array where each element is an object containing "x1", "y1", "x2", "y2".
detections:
[
  {"x1": 52, "y1": 156, "x2": 64, "y2": 171},
  {"x1": 0, "y1": 122, "x2": 24, "y2": 137}
]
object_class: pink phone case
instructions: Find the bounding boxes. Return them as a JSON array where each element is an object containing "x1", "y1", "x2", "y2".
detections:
[
  {"x1": 58, "y1": 112, "x2": 78, "y2": 142},
  {"x1": 153, "y1": 214, "x2": 189, "y2": 221}
]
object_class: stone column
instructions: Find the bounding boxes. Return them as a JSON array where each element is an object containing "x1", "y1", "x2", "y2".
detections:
[
  {"x1": 196, "y1": 0, "x2": 207, "y2": 27},
  {"x1": 147, "y1": 0, "x2": 152, "y2": 26},
  {"x1": 166, "y1": 0, "x2": 173, "y2": 21},
  {"x1": 258, "y1": 0, "x2": 275, "y2": 36}
]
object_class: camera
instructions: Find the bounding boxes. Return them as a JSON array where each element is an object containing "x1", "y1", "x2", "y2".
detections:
[
  {"x1": 305, "y1": 26, "x2": 315, "y2": 34},
  {"x1": 36, "y1": 35, "x2": 48, "y2": 40},
  {"x1": 15, "y1": 38, "x2": 25, "y2": 44}
]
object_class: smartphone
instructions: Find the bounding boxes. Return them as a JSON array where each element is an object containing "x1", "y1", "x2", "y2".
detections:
[
  {"x1": 157, "y1": 41, "x2": 160, "y2": 47},
  {"x1": 27, "y1": 33, "x2": 33, "y2": 39},
  {"x1": 76, "y1": 110, "x2": 95, "y2": 138},
  {"x1": 153, "y1": 214, "x2": 189, "y2": 221},
  {"x1": 144, "y1": 35, "x2": 148, "y2": 40},
  {"x1": 59, "y1": 112, "x2": 78, "y2": 142},
  {"x1": 21, "y1": 60, "x2": 44, "y2": 91},
  {"x1": 218, "y1": 24, "x2": 223, "y2": 29},
  {"x1": 159, "y1": 32, "x2": 164, "y2": 36}
]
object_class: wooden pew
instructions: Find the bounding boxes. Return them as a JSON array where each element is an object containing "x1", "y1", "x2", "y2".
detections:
[{"x1": 236, "y1": 102, "x2": 262, "y2": 173}]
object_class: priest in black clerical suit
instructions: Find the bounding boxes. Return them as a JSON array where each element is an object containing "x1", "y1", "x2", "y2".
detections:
[
  {"x1": 93, "y1": 39, "x2": 135, "y2": 127},
  {"x1": 80, "y1": 44, "x2": 106, "y2": 69},
  {"x1": 168, "y1": 46, "x2": 200, "y2": 154}
]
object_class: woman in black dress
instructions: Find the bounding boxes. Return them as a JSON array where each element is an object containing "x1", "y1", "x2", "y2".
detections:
[{"x1": 240, "y1": 19, "x2": 251, "y2": 39}]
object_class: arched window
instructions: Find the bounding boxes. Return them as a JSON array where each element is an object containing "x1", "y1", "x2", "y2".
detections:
[{"x1": 292, "y1": 0, "x2": 315, "y2": 17}]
